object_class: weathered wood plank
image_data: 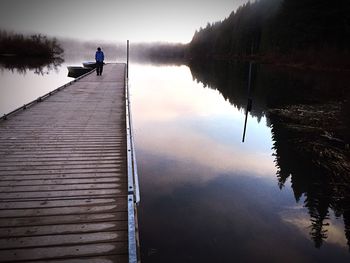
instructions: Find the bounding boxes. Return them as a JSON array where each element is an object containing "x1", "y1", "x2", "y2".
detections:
[
  {"x1": 0, "y1": 221, "x2": 127, "y2": 237},
  {"x1": 0, "y1": 212, "x2": 128, "y2": 227},
  {"x1": 0, "y1": 189, "x2": 124, "y2": 200},
  {"x1": 0, "y1": 197, "x2": 125, "y2": 209},
  {"x1": 0, "y1": 182, "x2": 126, "y2": 192},
  {"x1": 29, "y1": 255, "x2": 128, "y2": 263},
  {"x1": 0, "y1": 173, "x2": 124, "y2": 181},
  {"x1": 0, "y1": 168, "x2": 124, "y2": 176},
  {"x1": 0, "y1": 163, "x2": 123, "y2": 172},
  {"x1": 0, "y1": 177, "x2": 123, "y2": 186},
  {"x1": 0, "y1": 231, "x2": 128, "y2": 249},
  {"x1": 0, "y1": 242, "x2": 128, "y2": 262}
]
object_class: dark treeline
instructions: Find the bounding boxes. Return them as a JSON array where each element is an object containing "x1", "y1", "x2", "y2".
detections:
[
  {"x1": 188, "y1": 0, "x2": 350, "y2": 68},
  {"x1": 0, "y1": 30, "x2": 63, "y2": 74},
  {"x1": 0, "y1": 30, "x2": 63, "y2": 58}
]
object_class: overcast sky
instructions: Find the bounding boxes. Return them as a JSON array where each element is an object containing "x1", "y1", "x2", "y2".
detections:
[{"x1": 0, "y1": 0, "x2": 249, "y2": 43}]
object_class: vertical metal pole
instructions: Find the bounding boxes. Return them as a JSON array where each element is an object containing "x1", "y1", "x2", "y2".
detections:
[
  {"x1": 242, "y1": 61, "x2": 253, "y2": 143},
  {"x1": 127, "y1": 40, "x2": 129, "y2": 79},
  {"x1": 242, "y1": 108, "x2": 248, "y2": 143}
]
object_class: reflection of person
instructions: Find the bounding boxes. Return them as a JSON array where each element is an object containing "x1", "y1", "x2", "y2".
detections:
[{"x1": 95, "y1": 47, "x2": 104, "y2": 76}]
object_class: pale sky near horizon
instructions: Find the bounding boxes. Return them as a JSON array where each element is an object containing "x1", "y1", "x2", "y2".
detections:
[{"x1": 0, "y1": 0, "x2": 249, "y2": 43}]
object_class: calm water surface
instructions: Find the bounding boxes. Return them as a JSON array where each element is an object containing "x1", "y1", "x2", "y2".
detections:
[
  {"x1": 0, "y1": 64, "x2": 72, "y2": 115},
  {"x1": 0, "y1": 61, "x2": 349, "y2": 262},
  {"x1": 129, "y1": 64, "x2": 350, "y2": 262}
]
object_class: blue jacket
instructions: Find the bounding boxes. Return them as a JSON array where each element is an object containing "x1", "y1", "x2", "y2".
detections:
[{"x1": 95, "y1": 50, "x2": 104, "y2": 62}]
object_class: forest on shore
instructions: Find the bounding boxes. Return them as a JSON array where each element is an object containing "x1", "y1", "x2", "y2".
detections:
[
  {"x1": 187, "y1": 0, "x2": 350, "y2": 69},
  {"x1": 0, "y1": 31, "x2": 63, "y2": 59},
  {"x1": 0, "y1": 31, "x2": 63, "y2": 73}
]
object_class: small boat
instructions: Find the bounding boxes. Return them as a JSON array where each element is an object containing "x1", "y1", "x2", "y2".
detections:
[
  {"x1": 67, "y1": 66, "x2": 92, "y2": 78},
  {"x1": 82, "y1": 62, "x2": 96, "y2": 68}
]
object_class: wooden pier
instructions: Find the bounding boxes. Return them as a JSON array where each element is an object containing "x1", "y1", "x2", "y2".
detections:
[{"x1": 0, "y1": 64, "x2": 139, "y2": 262}]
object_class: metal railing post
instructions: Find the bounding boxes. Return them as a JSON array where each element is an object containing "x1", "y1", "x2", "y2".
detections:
[{"x1": 127, "y1": 40, "x2": 129, "y2": 79}]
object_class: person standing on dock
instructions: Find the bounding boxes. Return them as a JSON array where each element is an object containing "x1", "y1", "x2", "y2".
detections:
[{"x1": 95, "y1": 47, "x2": 104, "y2": 76}]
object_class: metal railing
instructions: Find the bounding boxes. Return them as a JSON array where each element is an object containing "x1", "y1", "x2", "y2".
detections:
[{"x1": 125, "y1": 40, "x2": 141, "y2": 263}]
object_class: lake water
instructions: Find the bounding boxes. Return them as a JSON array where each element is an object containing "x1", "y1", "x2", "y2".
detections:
[
  {"x1": 130, "y1": 63, "x2": 350, "y2": 263},
  {"x1": 1, "y1": 60, "x2": 349, "y2": 262}
]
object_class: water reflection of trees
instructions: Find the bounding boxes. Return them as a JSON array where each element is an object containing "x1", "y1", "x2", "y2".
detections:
[
  {"x1": 189, "y1": 60, "x2": 271, "y2": 123},
  {"x1": 188, "y1": 60, "x2": 350, "y2": 249}
]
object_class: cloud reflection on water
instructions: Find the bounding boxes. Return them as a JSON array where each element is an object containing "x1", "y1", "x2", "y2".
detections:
[
  {"x1": 281, "y1": 206, "x2": 348, "y2": 249},
  {"x1": 131, "y1": 64, "x2": 276, "y2": 182}
]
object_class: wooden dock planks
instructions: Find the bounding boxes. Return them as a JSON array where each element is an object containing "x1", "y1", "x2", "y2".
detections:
[{"x1": 0, "y1": 64, "x2": 129, "y2": 262}]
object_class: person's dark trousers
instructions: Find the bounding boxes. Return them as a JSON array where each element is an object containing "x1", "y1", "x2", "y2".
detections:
[{"x1": 96, "y1": 61, "x2": 103, "y2": 75}]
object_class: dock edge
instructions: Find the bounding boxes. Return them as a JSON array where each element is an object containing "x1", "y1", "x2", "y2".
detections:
[{"x1": 125, "y1": 64, "x2": 141, "y2": 263}]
